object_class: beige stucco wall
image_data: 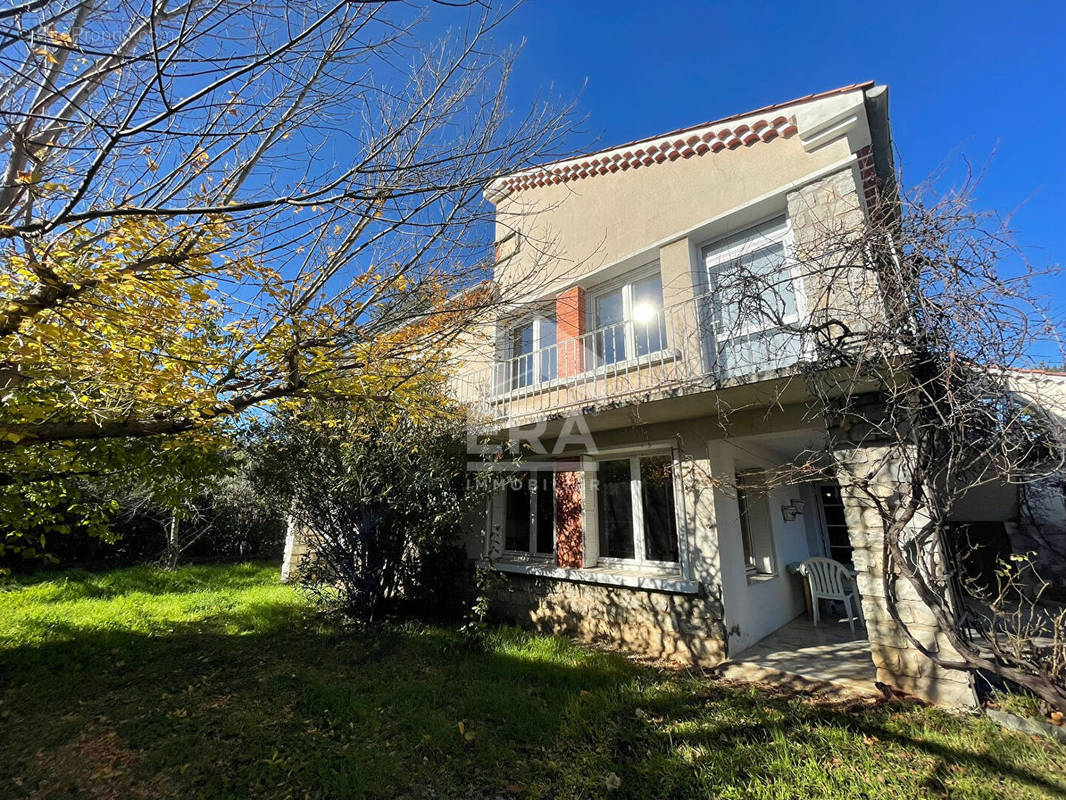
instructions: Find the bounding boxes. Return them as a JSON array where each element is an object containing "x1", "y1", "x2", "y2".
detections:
[
  {"x1": 456, "y1": 148, "x2": 888, "y2": 419},
  {"x1": 492, "y1": 133, "x2": 855, "y2": 303}
]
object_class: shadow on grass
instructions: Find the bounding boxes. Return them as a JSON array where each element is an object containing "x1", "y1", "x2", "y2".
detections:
[
  {"x1": 2, "y1": 605, "x2": 1064, "y2": 799},
  {"x1": 1, "y1": 616, "x2": 635, "y2": 798},
  {"x1": 636, "y1": 683, "x2": 1066, "y2": 798}
]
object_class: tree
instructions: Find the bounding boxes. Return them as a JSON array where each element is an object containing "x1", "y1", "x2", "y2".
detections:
[
  {"x1": 707, "y1": 166, "x2": 1066, "y2": 708},
  {"x1": 111, "y1": 450, "x2": 286, "y2": 569},
  {"x1": 0, "y1": 428, "x2": 228, "y2": 563},
  {"x1": 0, "y1": 1, "x2": 572, "y2": 546},
  {"x1": 250, "y1": 392, "x2": 489, "y2": 620}
]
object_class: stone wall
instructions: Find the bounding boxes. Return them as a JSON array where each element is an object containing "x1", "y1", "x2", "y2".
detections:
[
  {"x1": 493, "y1": 574, "x2": 727, "y2": 664},
  {"x1": 787, "y1": 166, "x2": 883, "y2": 339},
  {"x1": 833, "y1": 444, "x2": 978, "y2": 707}
]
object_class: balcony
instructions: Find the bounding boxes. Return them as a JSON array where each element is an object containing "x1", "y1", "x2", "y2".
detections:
[{"x1": 454, "y1": 292, "x2": 808, "y2": 428}]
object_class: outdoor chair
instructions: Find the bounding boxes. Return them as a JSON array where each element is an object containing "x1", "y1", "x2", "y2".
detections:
[{"x1": 800, "y1": 557, "x2": 865, "y2": 634}]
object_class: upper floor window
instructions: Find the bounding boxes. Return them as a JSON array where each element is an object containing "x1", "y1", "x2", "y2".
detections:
[
  {"x1": 703, "y1": 217, "x2": 804, "y2": 377},
  {"x1": 506, "y1": 314, "x2": 556, "y2": 389},
  {"x1": 590, "y1": 266, "x2": 669, "y2": 366}
]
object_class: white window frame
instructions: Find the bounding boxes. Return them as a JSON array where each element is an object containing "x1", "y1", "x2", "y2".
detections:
[
  {"x1": 594, "y1": 448, "x2": 683, "y2": 570},
  {"x1": 735, "y1": 471, "x2": 776, "y2": 578},
  {"x1": 500, "y1": 469, "x2": 556, "y2": 560},
  {"x1": 503, "y1": 313, "x2": 557, "y2": 389},
  {"x1": 736, "y1": 485, "x2": 759, "y2": 575},
  {"x1": 587, "y1": 263, "x2": 668, "y2": 366},
  {"x1": 701, "y1": 216, "x2": 808, "y2": 343}
]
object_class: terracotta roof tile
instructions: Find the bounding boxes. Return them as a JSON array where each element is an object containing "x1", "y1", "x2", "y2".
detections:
[{"x1": 490, "y1": 82, "x2": 874, "y2": 197}]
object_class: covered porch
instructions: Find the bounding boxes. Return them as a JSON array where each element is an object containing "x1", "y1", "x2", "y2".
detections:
[{"x1": 711, "y1": 428, "x2": 877, "y2": 697}]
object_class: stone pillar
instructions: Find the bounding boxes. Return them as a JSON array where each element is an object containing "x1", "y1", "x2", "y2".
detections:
[
  {"x1": 833, "y1": 443, "x2": 978, "y2": 707},
  {"x1": 281, "y1": 517, "x2": 313, "y2": 582}
]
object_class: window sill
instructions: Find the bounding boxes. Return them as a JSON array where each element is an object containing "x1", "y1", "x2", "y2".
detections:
[
  {"x1": 485, "y1": 558, "x2": 700, "y2": 594},
  {"x1": 746, "y1": 572, "x2": 777, "y2": 585},
  {"x1": 498, "y1": 552, "x2": 555, "y2": 564}
]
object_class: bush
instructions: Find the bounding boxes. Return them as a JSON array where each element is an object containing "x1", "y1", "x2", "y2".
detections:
[{"x1": 250, "y1": 401, "x2": 485, "y2": 620}]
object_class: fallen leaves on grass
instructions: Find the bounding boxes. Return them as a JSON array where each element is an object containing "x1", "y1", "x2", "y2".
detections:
[{"x1": 32, "y1": 729, "x2": 174, "y2": 800}]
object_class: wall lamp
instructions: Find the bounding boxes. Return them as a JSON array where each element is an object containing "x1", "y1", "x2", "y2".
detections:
[{"x1": 782, "y1": 499, "x2": 806, "y2": 522}]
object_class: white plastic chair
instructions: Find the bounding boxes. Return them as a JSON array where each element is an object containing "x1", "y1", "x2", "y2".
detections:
[{"x1": 800, "y1": 557, "x2": 865, "y2": 633}]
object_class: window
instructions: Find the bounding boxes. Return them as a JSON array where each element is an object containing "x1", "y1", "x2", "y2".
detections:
[
  {"x1": 596, "y1": 453, "x2": 680, "y2": 565},
  {"x1": 503, "y1": 472, "x2": 531, "y2": 552},
  {"x1": 640, "y1": 455, "x2": 680, "y2": 562},
  {"x1": 737, "y1": 487, "x2": 757, "y2": 572},
  {"x1": 818, "y1": 483, "x2": 852, "y2": 566},
  {"x1": 597, "y1": 459, "x2": 635, "y2": 559},
  {"x1": 506, "y1": 315, "x2": 556, "y2": 389},
  {"x1": 503, "y1": 470, "x2": 555, "y2": 556},
  {"x1": 736, "y1": 474, "x2": 775, "y2": 576},
  {"x1": 590, "y1": 267, "x2": 669, "y2": 366},
  {"x1": 703, "y1": 217, "x2": 803, "y2": 378}
]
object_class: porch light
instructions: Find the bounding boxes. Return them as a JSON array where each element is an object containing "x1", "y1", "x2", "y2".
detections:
[
  {"x1": 782, "y1": 499, "x2": 805, "y2": 521},
  {"x1": 633, "y1": 302, "x2": 656, "y2": 324}
]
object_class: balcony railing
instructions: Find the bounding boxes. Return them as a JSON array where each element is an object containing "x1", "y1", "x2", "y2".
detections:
[{"x1": 454, "y1": 292, "x2": 807, "y2": 427}]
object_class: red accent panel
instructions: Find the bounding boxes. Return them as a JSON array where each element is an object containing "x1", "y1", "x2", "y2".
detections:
[
  {"x1": 555, "y1": 463, "x2": 584, "y2": 568},
  {"x1": 556, "y1": 286, "x2": 586, "y2": 379}
]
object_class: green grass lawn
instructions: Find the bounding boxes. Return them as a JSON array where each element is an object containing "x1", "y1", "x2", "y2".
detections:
[{"x1": 2, "y1": 563, "x2": 1064, "y2": 799}]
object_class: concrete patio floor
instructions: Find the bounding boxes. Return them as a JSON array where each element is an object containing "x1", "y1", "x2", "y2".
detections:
[{"x1": 716, "y1": 615, "x2": 878, "y2": 699}]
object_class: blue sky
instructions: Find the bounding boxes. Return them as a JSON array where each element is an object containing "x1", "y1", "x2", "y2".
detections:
[{"x1": 481, "y1": 0, "x2": 1065, "y2": 358}]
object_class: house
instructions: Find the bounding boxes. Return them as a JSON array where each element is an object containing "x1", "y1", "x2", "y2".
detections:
[
  {"x1": 449, "y1": 82, "x2": 984, "y2": 707},
  {"x1": 280, "y1": 81, "x2": 1062, "y2": 706}
]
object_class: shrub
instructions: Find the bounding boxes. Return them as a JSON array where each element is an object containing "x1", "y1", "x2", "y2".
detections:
[{"x1": 250, "y1": 401, "x2": 486, "y2": 620}]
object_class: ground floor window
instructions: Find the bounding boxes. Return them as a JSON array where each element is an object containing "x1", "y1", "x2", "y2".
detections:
[
  {"x1": 503, "y1": 470, "x2": 555, "y2": 555},
  {"x1": 597, "y1": 453, "x2": 679, "y2": 565},
  {"x1": 737, "y1": 486, "x2": 757, "y2": 571},
  {"x1": 736, "y1": 473, "x2": 775, "y2": 576}
]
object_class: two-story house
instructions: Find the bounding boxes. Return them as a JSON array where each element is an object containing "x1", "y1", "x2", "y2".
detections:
[{"x1": 452, "y1": 82, "x2": 982, "y2": 707}]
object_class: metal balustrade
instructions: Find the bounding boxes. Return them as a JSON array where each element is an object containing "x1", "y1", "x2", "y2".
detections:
[{"x1": 453, "y1": 292, "x2": 806, "y2": 427}]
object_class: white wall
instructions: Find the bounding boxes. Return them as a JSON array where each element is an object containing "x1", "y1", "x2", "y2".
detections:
[{"x1": 707, "y1": 439, "x2": 816, "y2": 654}]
